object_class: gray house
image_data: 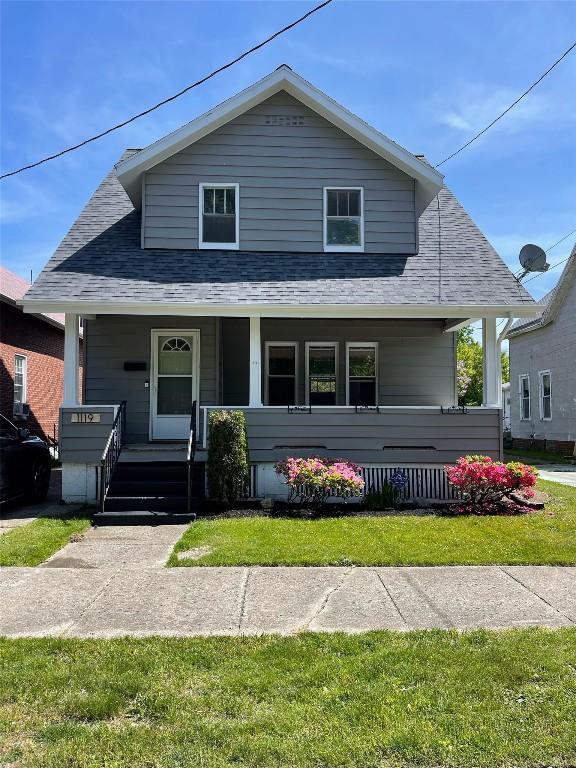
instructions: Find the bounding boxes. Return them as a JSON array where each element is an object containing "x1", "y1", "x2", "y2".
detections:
[
  {"x1": 508, "y1": 245, "x2": 576, "y2": 454},
  {"x1": 21, "y1": 66, "x2": 538, "y2": 516}
]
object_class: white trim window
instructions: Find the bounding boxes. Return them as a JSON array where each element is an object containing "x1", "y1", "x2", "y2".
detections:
[
  {"x1": 346, "y1": 342, "x2": 378, "y2": 406},
  {"x1": 538, "y1": 370, "x2": 552, "y2": 421},
  {"x1": 199, "y1": 183, "x2": 239, "y2": 249},
  {"x1": 14, "y1": 354, "x2": 27, "y2": 404},
  {"x1": 519, "y1": 374, "x2": 530, "y2": 421},
  {"x1": 265, "y1": 342, "x2": 298, "y2": 406},
  {"x1": 323, "y1": 187, "x2": 364, "y2": 252},
  {"x1": 306, "y1": 342, "x2": 338, "y2": 405}
]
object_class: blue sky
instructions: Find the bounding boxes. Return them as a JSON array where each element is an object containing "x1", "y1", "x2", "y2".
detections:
[{"x1": 1, "y1": 0, "x2": 575, "y2": 303}]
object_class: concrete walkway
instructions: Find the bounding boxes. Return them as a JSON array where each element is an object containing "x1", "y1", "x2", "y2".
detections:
[
  {"x1": 537, "y1": 465, "x2": 576, "y2": 487},
  {"x1": 0, "y1": 525, "x2": 574, "y2": 637}
]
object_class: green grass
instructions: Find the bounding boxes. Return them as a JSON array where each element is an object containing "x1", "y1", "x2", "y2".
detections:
[
  {"x1": 170, "y1": 481, "x2": 576, "y2": 567},
  {"x1": 1, "y1": 630, "x2": 575, "y2": 767},
  {"x1": 504, "y1": 447, "x2": 574, "y2": 464},
  {"x1": 0, "y1": 516, "x2": 90, "y2": 567}
]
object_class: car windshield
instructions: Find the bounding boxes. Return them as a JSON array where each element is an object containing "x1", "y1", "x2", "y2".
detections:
[{"x1": 0, "y1": 414, "x2": 19, "y2": 439}]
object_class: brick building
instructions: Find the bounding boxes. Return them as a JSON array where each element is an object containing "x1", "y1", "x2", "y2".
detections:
[{"x1": 1, "y1": 266, "x2": 83, "y2": 444}]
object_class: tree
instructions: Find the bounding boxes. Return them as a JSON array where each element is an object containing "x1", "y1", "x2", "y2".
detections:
[{"x1": 457, "y1": 326, "x2": 509, "y2": 406}]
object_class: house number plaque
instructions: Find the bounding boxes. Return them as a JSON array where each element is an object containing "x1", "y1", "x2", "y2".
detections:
[{"x1": 71, "y1": 413, "x2": 101, "y2": 423}]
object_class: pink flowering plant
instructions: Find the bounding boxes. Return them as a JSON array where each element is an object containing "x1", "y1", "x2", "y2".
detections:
[
  {"x1": 445, "y1": 455, "x2": 538, "y2": 515},
  {"x1": 275, "y1": 456, "x2": 364, "y2": 506}
]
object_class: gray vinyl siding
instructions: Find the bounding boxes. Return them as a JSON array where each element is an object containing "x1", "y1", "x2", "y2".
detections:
[
  {"x1": 202, "y1": 406, "x2": 501, "y2": 464},
  {"x1": 84, "y1": 316, "x2": 219, "y2": 443},
  {"x1": 221, "y1": 318, "x2": 250, "y2": 406},
  {"x1": 60, "y1": 406, "x2": 117, "y2": 463},
  {"x1": 143, "y1": 91, "x2": 416, "y2": 253},
  {"x1": 509, "y1": 278, "x2": 576, "y2": 443},
  {"x1": 259, "y1": 318, "x2": 457, "y2": 406}
]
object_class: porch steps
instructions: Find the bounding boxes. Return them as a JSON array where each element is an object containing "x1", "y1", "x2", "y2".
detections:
[{"x1": 93, "y1": 461, "x2": 204, "y2": 526}]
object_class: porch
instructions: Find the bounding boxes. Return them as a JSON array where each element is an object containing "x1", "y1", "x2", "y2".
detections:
[{"x1": 58, "y1": 311, "x2": 507, "y2": 510}]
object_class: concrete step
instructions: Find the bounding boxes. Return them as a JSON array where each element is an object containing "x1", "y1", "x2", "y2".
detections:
[
  {"x1": 103, "y1": 495, "x2": 191, "y2": 514},
  {"x1": 92, "y1": 509, "x2": 196, "y2": 526}
]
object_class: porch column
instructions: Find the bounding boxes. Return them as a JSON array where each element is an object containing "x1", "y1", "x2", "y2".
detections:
[
  {"x1": 482, "y1": 317, "x2": 499, "y2": 407},
  {"x1": 63, "y1": 313, "x2": 80, "y2": 406},
  {"x1": 249, "y1": 316, "x2": 262, "y2": 407}
]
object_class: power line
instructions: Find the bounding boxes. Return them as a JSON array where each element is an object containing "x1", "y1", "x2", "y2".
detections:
[
  {"x1": 523, "y1": 250, "x2": 574, "y2": 285},
  {"x1": 435, "y1": 40, "x2": 576, "y2": 168},
  {"x1": 0, "y1": 0, "x2": 333, "y2": 180},
  {"x1": 544, "y1": 228, "x2": 576, "y2": 253}
]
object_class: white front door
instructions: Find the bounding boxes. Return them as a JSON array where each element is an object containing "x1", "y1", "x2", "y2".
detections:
[{"x1": 150, "y1": 330, "x2": 200, "y2": 440}]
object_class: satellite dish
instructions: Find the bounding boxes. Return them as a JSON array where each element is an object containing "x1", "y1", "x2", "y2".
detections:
[{"x1": 518, "y1": 244, "x2": 549, "y2": 280}]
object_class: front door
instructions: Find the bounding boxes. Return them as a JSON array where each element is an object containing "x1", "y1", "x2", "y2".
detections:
[{"x1": 150, "y1": 330, "x2": 200, "y2": 440}]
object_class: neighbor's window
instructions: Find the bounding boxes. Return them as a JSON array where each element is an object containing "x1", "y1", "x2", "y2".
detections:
[
  {"x1": 347, "y1": 344, "x2": 377, "y2": 406},
  {"x1": 324, "y1": 188, "x2": 364, "y2": 251},
  {"x1": 519, "y1": 374, "x2": 530, "y2": 421},
  {"x1": 266, "y1": 344, "x2": 297, "y2": 406},
  {"x1": 199, "y1": 184, "x2": 239, "y2": 249},
  {"x1": 14, "y1": 354, "x2": 27, "y2": 404},
  {"x1": 539, "y1": 370, "x2": 552, "y2": 420},
  {"x1": 307, "y1": 344, "x2": 337, "y2": 405}
]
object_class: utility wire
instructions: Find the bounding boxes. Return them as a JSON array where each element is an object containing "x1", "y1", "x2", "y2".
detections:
[
  {"x1": 0, "y1": 0, "x2": 333, "y2": 180},
  {"x1": 435, "y1": 40, "x2": 576, "y2": 168},
  {"x1": 523, "y1": 250, "x2": 574, "y2": 285},
  {"x1": 513, "y1": 227, "x2": 576, "y2": 279}
]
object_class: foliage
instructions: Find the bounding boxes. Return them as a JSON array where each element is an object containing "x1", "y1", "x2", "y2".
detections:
[
  {"x1": 0, "y1": 516, "x2": 90, "y2": 567},
  {"x1": 456, "y1": 327, "x2": 509, "y2": 406},
  {"x1": 274, "y1": 456, "x2": 364, "y2": 506},
  {"x1": 206, "y1": 410, "x2": 249, "y2": 505},
  {"x1": 445, "y1": 455, "x2": 538, "y2": 514},
  {"x1": 363, "y1": 482, "x2": 398, "y2": 510}
]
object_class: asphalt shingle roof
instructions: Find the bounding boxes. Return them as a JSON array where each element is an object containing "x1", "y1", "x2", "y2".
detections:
[{"x1": 24, "y1": 151, "x2": 534, "y2": 308}]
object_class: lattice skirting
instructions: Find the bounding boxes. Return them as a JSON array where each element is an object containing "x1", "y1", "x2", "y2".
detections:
[{"x1": 249, "y1": 463, "x2": 460, "y2": 502}]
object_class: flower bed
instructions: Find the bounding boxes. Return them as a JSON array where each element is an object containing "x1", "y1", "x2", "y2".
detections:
[{"x1": 274, "y1": 457, "x2": 364, "y2": 506}]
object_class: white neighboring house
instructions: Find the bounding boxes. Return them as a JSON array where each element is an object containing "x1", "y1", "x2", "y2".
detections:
[
  {"x1": 502, "y1": 382, "x2": 511, "y2": 433},
  {"x1": 507, "y1": 244, "x2": 576, "y2": 455}
]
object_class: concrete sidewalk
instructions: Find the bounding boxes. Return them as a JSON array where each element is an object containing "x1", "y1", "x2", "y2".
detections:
[{"x1": 1, "y1": 525, "x2": 574, "y2": 637}]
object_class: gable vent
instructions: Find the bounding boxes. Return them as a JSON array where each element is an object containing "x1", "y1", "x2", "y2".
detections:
[{"x1": 265, "y1": 114, "x2": 305, "y2": 127}]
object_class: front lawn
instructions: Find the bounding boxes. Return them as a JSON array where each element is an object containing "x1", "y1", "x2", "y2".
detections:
[
  {"x1": 0, "y1": 516, "x2": 90, "y2": 567},
  {"x1": 171, "y1": 481, "x2": 576, "y2": 566},
  {"x1": 1, "y1": 630, "x2": 575, "y2": 767}
]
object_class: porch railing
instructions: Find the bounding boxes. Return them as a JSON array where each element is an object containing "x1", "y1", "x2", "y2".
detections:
[
  {"x1": 186, "y1": 400, "x2": 197, "y2": 516},
  {"x1": 99, "y1": 401, "x2": 127, "y2": 513}
]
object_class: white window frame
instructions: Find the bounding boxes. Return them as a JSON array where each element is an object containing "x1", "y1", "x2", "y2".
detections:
[
  {"x1": 305, "y1": 341, "x2": 339, "y2": 406},
  {"x1": 323, "y1": 187, "x2": 364, "y2": 253},
  {"x1": 264, "y1": 342, "x2": 299, "y2": 406},
  {"x1": 345, "y1": 342, "x2": 378, "y2": 406},
  {"x1": 519, "y1": 374, "x2": 531, "y2": 421},
  {"x1": 13, "y1": 354, "x2": 27, "y2": 404},
  {"x1": 198, "y1": 182, "x2": 240, "y2": 250},
  {"x1": 538, "y1": 370, "x2": 552, "y2": 421}
]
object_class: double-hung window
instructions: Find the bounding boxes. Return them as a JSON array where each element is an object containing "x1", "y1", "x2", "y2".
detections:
[
  {"x1": 14, "y1": 354, "x2": 27, "y2": 404},
  {"x1": 199, "y1": 183, "x2": 239, "y2": 249},
  {"x1": 266, "y1": 343, "x2": 297, "y2": 406},
  {"x1": 347, "y1": 343, "x2": 377, "y2": 406},
  {"x1": 538, "y1": 370, "x2": 552, "y2": 420},
  {"x1": 306, "y1": 343, "x2": 337, "y2": 405},
  {"x1": 323, "y1": 187, "x2": 364, "y2": 252},
  {"x1": 519, "y1": 374, "x2": 530, "y2": 421}
]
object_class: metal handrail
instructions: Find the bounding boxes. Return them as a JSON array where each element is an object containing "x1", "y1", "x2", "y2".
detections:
[
  {"x1": 186, "y1": 400, "x2": 197, "y2": 516},
  {"x1": 99, "y1": 401, "x2": 127, "y2": 513}
]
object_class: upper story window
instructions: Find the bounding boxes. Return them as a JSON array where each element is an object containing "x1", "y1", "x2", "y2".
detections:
[
  {"x1": 199, "y1": 183, "x2": 239, "y2": 250},
  {"x1": 519, "y1": 374, "x2": 530, "y2": 421},
  {"x1": 323, "y1": 187, "x2": 364, "y2": 252},
  {"x1": 539, "y1": 370, "x2": 552, "y2": 420},
  {"x1": 14, "y1": 354, "x2": 27, "y2": 404}
]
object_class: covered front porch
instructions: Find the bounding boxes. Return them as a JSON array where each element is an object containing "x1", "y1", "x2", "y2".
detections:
[{"x1": 57, "y1": 308, "x2": 509, "y2": 506}]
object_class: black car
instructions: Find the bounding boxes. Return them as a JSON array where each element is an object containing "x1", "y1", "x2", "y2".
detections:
[{"x1": 0, "y1": 414, "x2": 52, "y2": 503}]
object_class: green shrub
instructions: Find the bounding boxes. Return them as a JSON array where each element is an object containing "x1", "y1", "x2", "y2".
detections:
[
  {"x1": 207, "y1": 410, "x2": 250, "y2": 504},
  {"x1": 362, "y1": 482, "x2": 397, "y2": 510}
]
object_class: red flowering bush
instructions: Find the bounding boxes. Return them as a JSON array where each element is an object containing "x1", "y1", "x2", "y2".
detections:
[
  {"x1": 275, "y1": 457, "x2": 364, "y2": 506},
  {"x1": 445, "y1": 455, "x2": 538, "y2": 515}
]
